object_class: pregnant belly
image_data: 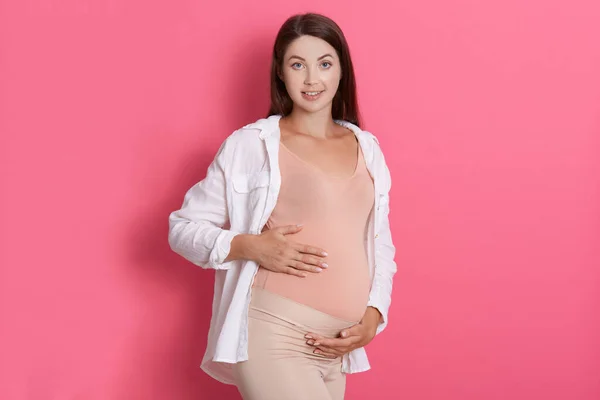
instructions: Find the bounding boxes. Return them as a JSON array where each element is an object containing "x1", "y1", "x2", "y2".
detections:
[{"x1": 253, "y1": 230, "x2": 371, "y2": 323}]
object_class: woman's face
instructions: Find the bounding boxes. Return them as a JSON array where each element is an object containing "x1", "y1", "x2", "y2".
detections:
[{"x1": 280, "y1": 35, "x2": 342, "y2": 115}]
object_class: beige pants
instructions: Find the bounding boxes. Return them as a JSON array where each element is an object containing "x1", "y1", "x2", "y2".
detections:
[{"x1": 232, "y1": 288, "x2": 357, "y2": 400}]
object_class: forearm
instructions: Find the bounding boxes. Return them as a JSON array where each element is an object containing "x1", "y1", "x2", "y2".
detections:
[{"x1": 364, "y1": 306, "x2": 383, "y2": 326}]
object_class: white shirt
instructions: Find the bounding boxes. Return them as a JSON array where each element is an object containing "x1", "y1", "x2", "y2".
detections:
[{"x1": 168, "y1": 114, "x2": 397, "y2": 384}]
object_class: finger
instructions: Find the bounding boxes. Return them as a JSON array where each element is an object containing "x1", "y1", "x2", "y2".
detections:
[
  {"x1": 294, "y1": 253, "x2": 329, "y2": 269},
  {"x1": 293, "y1": 243, "x2": 328, "y2": 258},
  {"x1": 315, "y1": 345, "x2": 346, "y2": 355},
  {"x1": 313, "y1": 348, "x2": 339, "y2": 359},
  {"x1": 311, "y1": 336, "x2": 357, "y2": 349},
  {"x1": 283, "y1": 267, "x2": 307, "y2": 278},
  {"x1": 315, "y1": 343, "x2": 352, "y2": 354},
  {"x1": 289, "y1": 260, "x2": 323, "y2": 273},
  {"x1": 304, "y1": 335, "x2": 338, "y2": 356},
  {"x1": 277, "y1": 224, "x2": 304, "y2": 235},
  {"x1": 308, "y1": 339, "x2": 342, "y2": 351},
  {"x1": 304, "y1": 333, "x2": 321, "y2": 341},
  {"x1": 304, "y1": 332, "x2": 355, "y2": 346},
  {"x1": 340, "y1": 325, "x2": 363, "y2": 338}
]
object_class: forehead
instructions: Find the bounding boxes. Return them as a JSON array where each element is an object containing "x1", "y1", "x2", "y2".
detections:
[{"x1": 284, "y1": 35, "x2": 338, "y2": 60}]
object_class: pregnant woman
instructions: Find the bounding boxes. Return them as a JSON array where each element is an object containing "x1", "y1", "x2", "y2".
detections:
[{"x1": 168, "y1": 12, "x2": 397, "y2": 400}]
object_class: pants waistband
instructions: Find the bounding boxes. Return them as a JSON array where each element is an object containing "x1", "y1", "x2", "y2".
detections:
[{"x1": 249, "y1": 287, "x2": 356, "y2": 336}]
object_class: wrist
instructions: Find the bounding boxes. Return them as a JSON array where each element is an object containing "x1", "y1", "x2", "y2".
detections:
[
  {"x1": 242, "y1": 233, "x2": 261, "y2": 262},
  {"x1": 228, "y1": 233, "x2": 260, "y2": 262}
]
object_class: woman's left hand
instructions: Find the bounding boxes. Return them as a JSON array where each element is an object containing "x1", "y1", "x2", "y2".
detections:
[{"x1": 304, "y1": 307, "x2": 381, "y2": 358}]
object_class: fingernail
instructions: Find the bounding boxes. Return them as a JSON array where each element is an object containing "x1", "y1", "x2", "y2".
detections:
[
  {"x1": 315, "y1": 267, "x2": 322, "y2": 272},
  {"x1": 321, "y1": 263, "x2": 328, "y2": 268},
  {"x1": 341, "y1": 331, "x2": 347, "y2": 337},
  {"x1": 307, "y1": 340, "x2": 314, "y2": 345},
  {"x1": 304, "y1": 335, "x2": 312, "y2": 339},
  {"x1": 322, "y1": 252, "x2": 328, "y2": 256},
  {"x1": 297, "y1": 224, "x2": 303, "y2": 227},
  {"x1": 314, "y1": 342, "x2": 320, "y2": 346}
]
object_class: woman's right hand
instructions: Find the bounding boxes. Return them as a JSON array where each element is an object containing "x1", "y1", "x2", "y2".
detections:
[{"x1": 244, "y1": 224, "x2": 329, "y2": 277}]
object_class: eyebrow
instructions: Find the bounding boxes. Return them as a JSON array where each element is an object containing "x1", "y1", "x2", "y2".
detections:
[{"x1": 288, "y1": 54, "x2": 334, "y2": 62}]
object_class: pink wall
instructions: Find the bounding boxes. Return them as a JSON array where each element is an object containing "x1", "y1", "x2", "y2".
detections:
[{"x1": 1, "y1": 0, "x2": 599, "y2": 399}]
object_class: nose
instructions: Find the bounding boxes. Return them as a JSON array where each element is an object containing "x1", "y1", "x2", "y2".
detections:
[{"x1": 304, "y1": 65, "x2": 319, "y2": 86}]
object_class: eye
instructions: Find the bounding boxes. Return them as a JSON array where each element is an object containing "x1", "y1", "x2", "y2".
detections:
[
  {"x1": 291, "y1": 62, "x2": 303, "y2": 69},
  {"x1": 321, "y1": 61, "x2": 332, "y2": 68}
]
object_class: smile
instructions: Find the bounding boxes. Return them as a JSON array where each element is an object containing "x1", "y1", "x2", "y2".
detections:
[{"x1": 301, "y1": 91, "x2": 324, "y2": 101}]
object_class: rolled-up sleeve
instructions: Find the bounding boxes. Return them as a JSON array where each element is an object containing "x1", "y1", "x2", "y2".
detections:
[{"x1": 168, "y1": 137, "x2": 239, "y2": 270}]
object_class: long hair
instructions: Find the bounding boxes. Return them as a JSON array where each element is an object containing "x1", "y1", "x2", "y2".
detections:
[{"x1": 267, "y1": 13, "x2": 362, "y2": 127}]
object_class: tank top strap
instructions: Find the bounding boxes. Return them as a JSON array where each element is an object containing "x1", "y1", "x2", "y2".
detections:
[{"x1": 355, "y1": 142, "x2": 367, "y2": 172}]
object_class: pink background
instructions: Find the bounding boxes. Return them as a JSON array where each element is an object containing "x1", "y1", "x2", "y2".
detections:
[{"x1": 1, "y1": 0, "x2": 599, "y2": 399}]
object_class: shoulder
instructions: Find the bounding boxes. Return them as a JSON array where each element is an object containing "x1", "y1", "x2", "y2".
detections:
[
  {"x1": 337, "y1": 119, "x2": 391, "y2": 179},
  {"x1": 335, "y1": 119, "x2": 381, "y2": 146},
  {"x1": 223, "y1": 124, "x2": 260, "y2": 146},
  {"x1": 215, "y1": 118, "x2": 269, "y2": 157},
  {"x1": 222, "y1": 115, "x2": 280, "y2": 147},
  {"x1": 213, "y1": 117, "x2": 274, "y2": 172}
]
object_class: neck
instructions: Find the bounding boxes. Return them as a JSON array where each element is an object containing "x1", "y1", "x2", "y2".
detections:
[{"x1": 283, "y1": 106, "x2": 337, "y2": 139}]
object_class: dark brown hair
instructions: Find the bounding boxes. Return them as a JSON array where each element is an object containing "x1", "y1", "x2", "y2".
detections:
[{"x1": 267, "y1": 13, "x2": 362, "y2": 127}]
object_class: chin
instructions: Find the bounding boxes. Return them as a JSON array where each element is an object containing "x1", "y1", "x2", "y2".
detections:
[{"x1": 294, "y1": 99, "x2": 334, "y2": 115}]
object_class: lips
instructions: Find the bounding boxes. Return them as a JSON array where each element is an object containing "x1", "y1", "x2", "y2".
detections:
[{"x1": 301, "y1": 90, "x2": 324, "y2": 101}]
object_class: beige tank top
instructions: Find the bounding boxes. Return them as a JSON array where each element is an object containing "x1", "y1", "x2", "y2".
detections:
[{"x1": 252, "y1": 139, "x2": 375, "y2": 322}]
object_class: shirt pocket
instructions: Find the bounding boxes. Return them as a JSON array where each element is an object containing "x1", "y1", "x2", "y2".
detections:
[
  {"x1": 229, "y1": 171, "x2": 270, "y2": 232},
  {"x1": 232, "y1": 171, "x2": 270, "y2": 193}
]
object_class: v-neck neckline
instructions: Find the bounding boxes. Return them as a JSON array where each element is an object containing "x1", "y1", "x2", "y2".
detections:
[{"x1": 278, "y1": 137, "x2": 362, "y2": 180}]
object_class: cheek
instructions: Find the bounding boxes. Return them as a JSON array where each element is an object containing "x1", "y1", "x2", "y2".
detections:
[
  {"x1": 323, "y1": 67, "x2": 341, "y2": 86},
  {"x1": 282, "y1": 71, "x2": 303, "y2": 90},
  {"x1": 323, "y1": 74, "x2": 341, "y2": 95}
]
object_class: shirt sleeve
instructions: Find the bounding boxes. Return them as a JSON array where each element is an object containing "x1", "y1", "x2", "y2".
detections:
[
  {"x1": 366, "y1": 141, "x2": 397, "y2": 335},
  {"x1": 168, "y1": 136, "x2": 240, "y2": 270}
]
